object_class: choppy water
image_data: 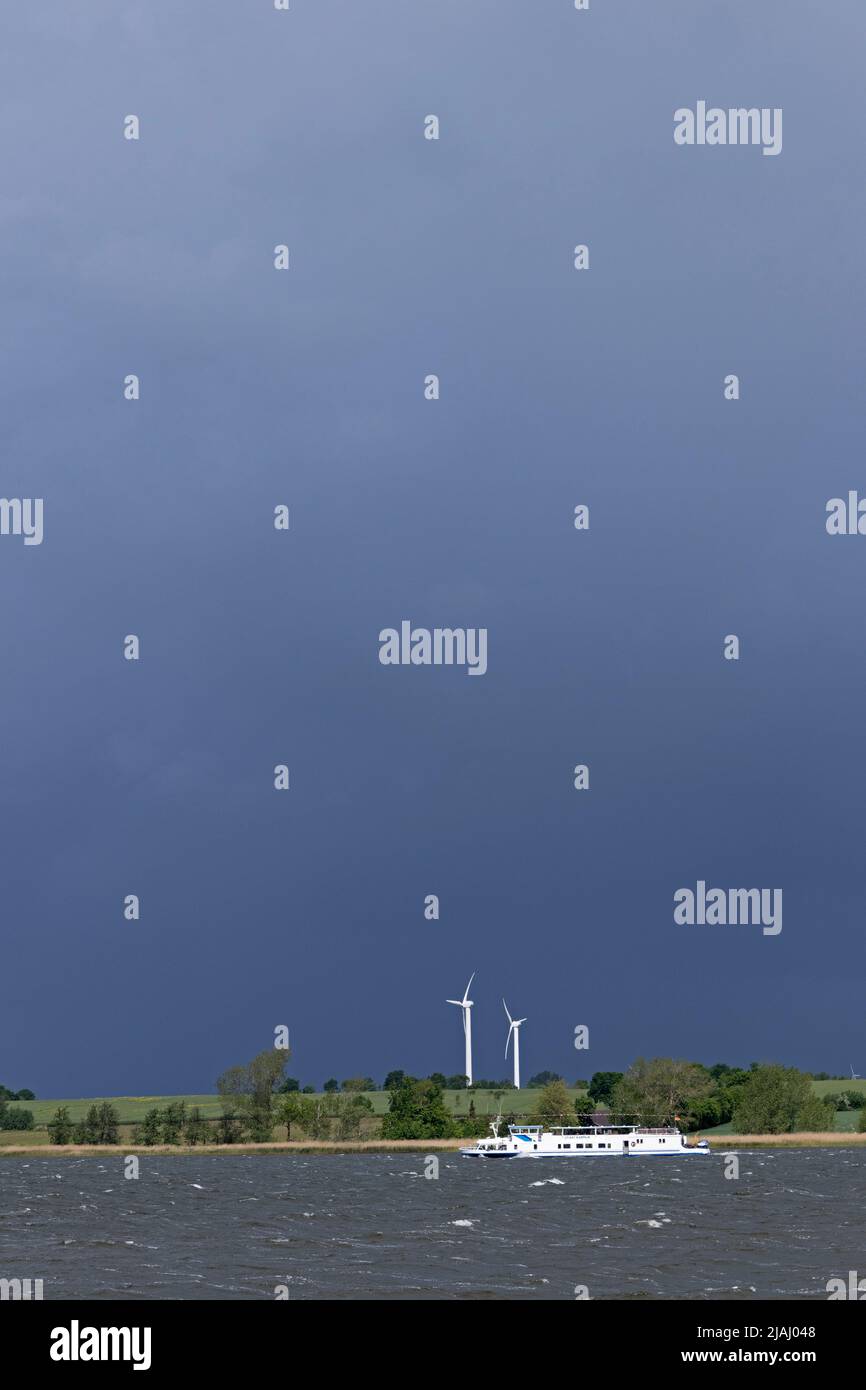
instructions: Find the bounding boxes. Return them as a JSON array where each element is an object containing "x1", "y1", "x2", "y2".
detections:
[{"x1": 1, "y1": 1149, "x2": 863, "y2": 1300}]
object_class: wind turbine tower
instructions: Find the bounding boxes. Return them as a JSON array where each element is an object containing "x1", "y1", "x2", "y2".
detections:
[
  {"x1": 503, "y1": 998, "x2": 527, "y2": 1090},
  {"x1": 446, "y1": 973, "x2": 476, "y2": 1086}
]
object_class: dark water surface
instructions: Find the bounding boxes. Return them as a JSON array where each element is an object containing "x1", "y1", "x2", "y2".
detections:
[{"x1": 1, "y1": 1150, "x2": 862, "y2": 1300}]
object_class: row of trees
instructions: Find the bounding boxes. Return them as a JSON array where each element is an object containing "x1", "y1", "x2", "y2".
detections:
[
  {"x1": 529, "y1": 1061, "x2": 849, "y2": 1135},
  {"x1": 133, "y1": 1103, "x2": 211, "y2": 1146},
  {"x1": 0, "y1": 1083, "x2": 35, "y2": 1101},
  {"x1": 280, "y1": 1070, "x2": 598, "y2": 1094},
  {"x1": 24, "y1": 1054, "x2": 863, "y2": 1146},
  {"x1": 275, "y1": 1091, "x2": 374, "y2": 1140},
  {"x1": 49, "y1": 1103, "x2": 120, "y2": 1145},
  {"x1": 217, "y1": 1051, "x2": 375, "y2": 1142}
]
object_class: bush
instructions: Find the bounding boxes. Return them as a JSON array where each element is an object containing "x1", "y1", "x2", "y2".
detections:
[
  {"x1": 381, "y1": 1078, "x2": 456, "y2": 1140},
  {"x1": 795, "y1": 1095, "x2": 836, "y2": 1132},
  {"x1": 2, "y1": 1107, "x2": 35, "y2": 1131},
  {"x1": 0, "y1": 1098, "x2": 35, "y2": 1131}
]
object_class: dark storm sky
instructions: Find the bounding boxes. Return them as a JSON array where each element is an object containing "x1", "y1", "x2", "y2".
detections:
[{"x1": 2, "y1": 1, "x2": 865, "y2": 1097}]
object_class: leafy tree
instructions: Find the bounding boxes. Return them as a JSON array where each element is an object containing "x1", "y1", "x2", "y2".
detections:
[
  {"x1": 383, "y1": 1070, "x2": 406, "y2": 1090},
  {"x1": 528, "y1": 1071, "x2": 563, "y2": 1088},
  {"x1": 276, "y1": 1093, "x2": 304, "y2": 1140},
  {"x1": 301, "y1": 1085, "x2": 315, "y2": 1094},
  {"x1": 49, "y1": 1105, "x2": 74, "y2": 1145},
  {"x1": 323, "y1": 1078, "x2": 340, "y2": 1094},
  {"x1": 337, "y1": 1094, "x2": 374, "y2": 1140},
  {"x1": 533, "y1": 1079, "x2": 573, "y2": 1127},
  {"x1": 732, "y1": 1065, "x2": 815, "y2": 1134},
  {"x1": 161, "y1": 1102, "x2": 186, "y2": 1145},
  {"x1": 381, "y1": 1077, "x2": 455, "y2": 1140},
  {"x1": 341, "y1": 1077, "x2": 375, "y2": 1093},
  {"x1": 95, "y1": 1102, "x2": 120, "y2": 1144},
  {"x1": 428, "y1": 1073, "x2": 447, "y2": 1088},
  {"x1": 688, "y1": 1095, "x2": 723, "y2": 1131},
  {"x1": 184, "y1": 1107, "x2": 209, "y2": 1145},
  {"x1": 80, "y1": 1105, "x2": 101, "y2": 1144},
  {"x1": 135, "y1": 1108, "x2": 164, "y2": 1146},
  {"x1": 588, "y1": 1071, "x2": 624, "y2": 1107},
  {"x1": 279, "y1": 1077, "x2": 300, "y2": 1093},
  {"x1": 217, "y1": 1049, "x2": 288, "y2": 1141},
  {"x1": 246, "y1": 1110, "x2": 275, "y2": 1143},
  {"x1": 574, "y1": 1093, "x2": 595, "y2": 1121},
  {"x1": 15, "y1": 1089, "x2": 36, "y2": 1101},
  {"x1": 215, "y1": 1111, "x2": 245, "y2": 1144},
  {"x1": 613, "y1": 1058, "x2": 713, "y2": 1127},
  {"x1": 297, "y1": 1095, "x2": 332, "y2": 1140},
  {"x1": 446, "y1": 1074, "x2": 468, "y2": 1090},
  {"x1": 858, "y1": 1107, "x2": 866, "y2": 1134},
  {"x1": 456, "y1": 1111, "x2": 490, "y2": 1138}
]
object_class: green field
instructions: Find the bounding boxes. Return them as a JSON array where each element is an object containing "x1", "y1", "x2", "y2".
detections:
[
  {"x1": 8, "y1": 1088, "x2": 574, "y2": 1127},
  {"x1": 11, "y1": 1095, "x2": 226, "y2": 1126}
]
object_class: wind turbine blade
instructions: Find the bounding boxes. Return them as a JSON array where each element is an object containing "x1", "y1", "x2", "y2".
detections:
[
  {"x1": 505, "y1": 1022, "x2": 514, "y2": 1058},
  {"x1": 462, "y1": 972, "x2": 475, "y2": 1004},
  {"x1": 502, "y1": 997, "x2": 512, "y2": 1025},
  {"x1": 446, "y1": 1000, "x2": 461, "y2": 1006}
]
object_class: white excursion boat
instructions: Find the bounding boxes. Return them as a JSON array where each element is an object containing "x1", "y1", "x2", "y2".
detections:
[{"x1": 460, "y1": 1121, "x2": 710, "y2": 1159}]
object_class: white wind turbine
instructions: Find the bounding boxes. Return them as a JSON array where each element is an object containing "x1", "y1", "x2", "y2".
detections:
[
  {"x1": 503, "y1": 998, "x2": 527, "y2": 1090},
  {"x1": 851, "y1": 1064, "x2": 860, "y2": 1081},
  {"x1": 446, "y1": 973, "x2": 475, "y2": 1086}
]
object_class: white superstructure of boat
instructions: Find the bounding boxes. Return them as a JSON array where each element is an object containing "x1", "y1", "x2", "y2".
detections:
[{"x1": 460, "y1": 1120, "x2": 710, "y2": 1158}]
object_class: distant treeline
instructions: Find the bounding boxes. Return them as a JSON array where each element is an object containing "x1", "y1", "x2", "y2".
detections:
[
  {"x1": 24, "y1": 1059, "x2": 866, "y2": 1146},
  {"x1": 278, "y1": 1064, "x2": 861, "y2": 1095}
]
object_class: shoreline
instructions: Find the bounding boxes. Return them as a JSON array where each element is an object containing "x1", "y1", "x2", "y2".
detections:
[{"x1": 1, "y1": 1132, "x2": 864, "y2": 1158}]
